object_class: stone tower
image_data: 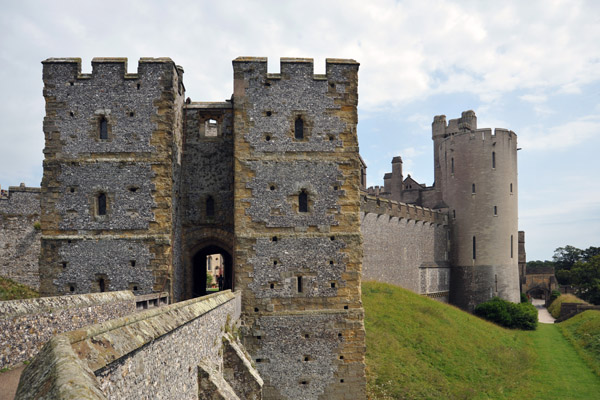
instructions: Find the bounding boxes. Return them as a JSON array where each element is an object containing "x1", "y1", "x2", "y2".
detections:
[
  {"x1": 432, "y1": 111, "x2": 520, "y2": 310},
  {"x1": 232, "y1": 57, "x2": 366, "y2": 399},
  {"x1": 39, "y1": 58, "x2": 184, "y2": 297}
]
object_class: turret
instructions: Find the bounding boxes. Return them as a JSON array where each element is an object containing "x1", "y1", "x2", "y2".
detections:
[{"x1": 433, "y1": 111, "x2": 519, "y2": 310}]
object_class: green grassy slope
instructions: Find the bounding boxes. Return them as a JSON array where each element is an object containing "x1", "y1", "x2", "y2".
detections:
[
  {"x1": 548, "y1": 294, "x2": 587, "y2": 319},
  {"x1": 557, "y1": 310, "x2": 600, "y2": 377},
  {"x1": 363, "y1": 281, "x2": 532, "y2": 399},
  {"x1": 0, "y1": 277, "x2": 39, "y2": 301},
  {"x1": 509, "y1": 323, "x2": 600, "y2": 399},
  {"x1": 363, "y1": 281, "x2": 600, "y2": 399}
]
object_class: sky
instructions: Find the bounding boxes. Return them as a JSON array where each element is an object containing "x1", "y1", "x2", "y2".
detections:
[{"x1": 0, "y1": 0, "x2": 599, "y2": 260}]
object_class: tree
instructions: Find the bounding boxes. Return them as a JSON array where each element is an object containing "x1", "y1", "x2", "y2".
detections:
[
  {"x1": 552, "y1": 245, "x2": 583, "y2": 271},
  {"x1": 206, "y1": 273, "x2": 213, "y2": 288},
  {"x1": 568, "y1": 254, "x2": 600, "y2": 305},
  {"x1": 583, "y1": 246, "x2": 600, "y2": 262}
]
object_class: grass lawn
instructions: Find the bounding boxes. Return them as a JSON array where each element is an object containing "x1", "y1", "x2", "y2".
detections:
[
  {"x1": 363, "y1": 281, "x2": 600, "y2": 399},
  {"x1": 508, "y1": 323, "x2": 600, "y2": 399},
  {"x1": 556, "y1": 310, "x2": 600, "y2": 377},
  {"x1": 0, "y1": 277, "x2": 39, "y2": 301}
]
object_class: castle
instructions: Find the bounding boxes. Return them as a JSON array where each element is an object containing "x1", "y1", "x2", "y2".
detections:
[{"x1": 0, "y1": 56, "x2": 520, "y2": 399}]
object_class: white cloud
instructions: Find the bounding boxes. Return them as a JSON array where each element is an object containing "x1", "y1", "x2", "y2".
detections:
[{"x1": 518, "y1": 116, "x2": 600, "y2": 151}]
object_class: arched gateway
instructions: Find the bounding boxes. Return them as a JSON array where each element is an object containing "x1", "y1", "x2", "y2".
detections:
[{"x1": 191, "y1": 244, "x2": 233, "y2": 297}]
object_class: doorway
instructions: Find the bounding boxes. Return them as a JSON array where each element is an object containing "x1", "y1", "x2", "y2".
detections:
[{"x1": 192, "y1": 245, "x2": 233, "y2": 297}]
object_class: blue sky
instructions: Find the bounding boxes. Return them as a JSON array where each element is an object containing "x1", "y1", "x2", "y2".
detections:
[{"x1": 0, "y1": 0, "x2": 598, "y2": 260}]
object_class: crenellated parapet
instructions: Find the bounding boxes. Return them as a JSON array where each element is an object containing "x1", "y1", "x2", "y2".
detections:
[
  {"x1": 42, "y1": 57, "x2": 180, "y2": 82},
  {"x1": 361, "y1": 194, "x2": 447, "y2": 226}
]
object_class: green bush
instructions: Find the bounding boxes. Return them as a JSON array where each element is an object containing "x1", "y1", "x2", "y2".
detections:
[
  {"x1": 520, "y1": 292, "x2": 529, "y2": 303},
  {"x1": 550, "y1": 290, "x2": 561, "y2": 303},
  {"x1": 474, "y1": 297, "x2": 538, "y2": 330}
]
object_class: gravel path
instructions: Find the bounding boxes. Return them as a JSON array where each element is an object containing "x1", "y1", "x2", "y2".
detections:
[{"x1": 532, "y1": 298, "x2": 556, "y2": 324}]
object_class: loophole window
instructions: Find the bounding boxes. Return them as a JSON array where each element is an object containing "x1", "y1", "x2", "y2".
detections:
[{"x1": 294, "y1": 116, "x2": 304, "y2": 140}]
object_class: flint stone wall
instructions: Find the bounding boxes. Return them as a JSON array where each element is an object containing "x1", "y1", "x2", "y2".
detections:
[
  {"x1": 361, "y1": 208, "x2": 450, "y2": 300},
  {"x1": 0, "y1": 186, "x2": 41, "y2": 289},
  {"x1": 0, "y1": 290, "x2": 135, "y2": 369},
  {"x1": 15, "y1": 291, "x2": 260, "y2": 400}
]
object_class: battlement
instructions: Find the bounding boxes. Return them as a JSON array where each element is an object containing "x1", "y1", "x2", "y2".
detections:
[
  {"x1": 432, "y1": 110, "x2": 477, "y2": 138},
  {"x1": 42, "y1": 57, "x2": 179, "y2": 82},
  {"x1": 361, "y1": 194, "x2": 447, "y2": 225},
  {"x1": 232, "y1": 56, "x2": 359, "y2": 82},
  {"x1": 433, "y1": 111, "x2": 516, "y2": 142}
]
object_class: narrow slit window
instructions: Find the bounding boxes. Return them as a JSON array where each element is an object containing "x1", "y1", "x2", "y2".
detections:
[
  {"x1": 295, "y1": 116, "x2": 304, "y2": 140},
  {"x1": 206, "y1": 196, "x2": 215, "y2": 217},
  {"x1": 511, "y1": 234, "x2": 514, "y2": 258},
  {"x1": 99, "y1": 116, "x2": 108, "y2": 140},
  {"x1": 297, "y1": 276, "x2": 303, "y2": 293},
  {"x1": 472, "y1": 236, "x2": 476, "y2": 259},
  {"x1": 98, "y1": 278, "x2": 106, "y2": 292},
  {"x1": 472, "y1": 183, "x2": 476, "y2": 194},
  {"x1": 97, "y1": 193, "x2": 107, "y2": 216},
  {"x1": 510, "y1": 183, "x2": 513, "y2": 193},
  {"x1": 494, "y1": 206, "x2": 497, "y2": 216},
  {"x1": 492, "y1": 152, "x2": 496, "y2": 168},
  {"x1": 451, "y1": 157, "x2": 454, "y2": 173},
  {"x1": 299, "y1": 189, "x2": 308, "y2": 213}
]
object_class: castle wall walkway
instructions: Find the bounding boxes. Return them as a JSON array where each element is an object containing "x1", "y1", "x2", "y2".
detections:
[{"x1": 14, "y1": 290, "x2": 262, "y2": 400}]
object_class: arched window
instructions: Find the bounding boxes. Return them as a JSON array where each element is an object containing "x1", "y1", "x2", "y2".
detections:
[
  {"x1": 299, "y1": 189, "x2": 308, "y2": 213},
  {"x1": 294, "y1": 116, "x2": 304, "y2": 140},
  {"x1": 492, "y1": 152, "x2": 496, "y2": 168},
  {"x1": 206, "y1": 196, "x2": 215, "y2": 217},
  {"x1": 97, "y1": 193, "x2": 107, "y2": 216},
  {"x1": 99, "y1": 116, "x2": 108, "y2": 140},
  {"x1": 472, "y1": 236, "x2": 477, "y2": 259}
]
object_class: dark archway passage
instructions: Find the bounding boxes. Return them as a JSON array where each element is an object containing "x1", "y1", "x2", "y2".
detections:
[{"x1": 192, "y1": 245, "x2": 233, "y2": 297}]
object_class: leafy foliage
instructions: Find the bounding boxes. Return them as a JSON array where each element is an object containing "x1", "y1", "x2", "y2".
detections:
[
  {"x1": 474, "y1": 297, "x2": 538, "y2": 330},
  {"x1": 550, "y1": 289, "x2": 561, "y2": 303},
  {"x1": 528, "y1": 245, "x2": 600, "y2": 305}
]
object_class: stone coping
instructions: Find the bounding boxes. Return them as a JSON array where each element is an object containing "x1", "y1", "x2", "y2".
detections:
[
  {"x1": 0, "y1": 291, "x2": 135, "y2": 318},
  {"x1": 66, "y1": 291, "x2": 238, "y2": 371},
  {"x1": 185, "y1": 101, "x2": 232, "y2": 109},
  {"x1": 15, "y1": 291, "x2": 240, "y2": 400}
]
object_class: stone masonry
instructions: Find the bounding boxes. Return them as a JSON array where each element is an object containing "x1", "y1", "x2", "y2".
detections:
[
  {"x1": 0, "y1": 57, "x2": 525, "y2": 399},
  {"x1": 232, "y1": 58, "x2": 366, "y2": 400},
  {"x1": 0, "y1": 185, "x2": 41, "y2": 289}
]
